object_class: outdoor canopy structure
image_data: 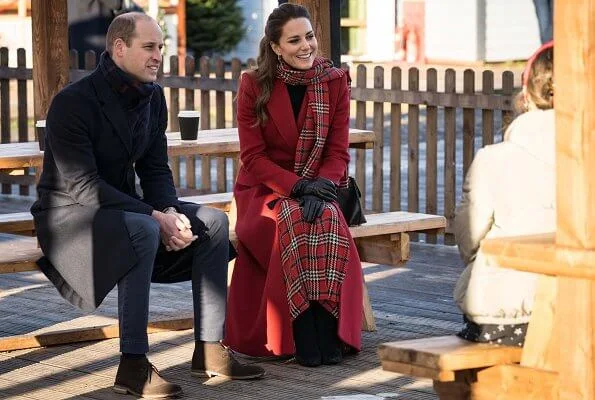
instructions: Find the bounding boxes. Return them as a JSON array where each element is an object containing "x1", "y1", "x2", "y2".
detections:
[{"x1": 28, "y1": 0, "x2": 595, "y2": 398}]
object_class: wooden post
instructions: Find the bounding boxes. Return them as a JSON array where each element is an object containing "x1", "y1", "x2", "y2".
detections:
[
  {"x1": 288, "y1": 0, "x2": 331, "y2": 59},
  {"x1": 31, "y1": 0, "x2": 69, "y2": 122},
  {"x1": 554, "y1": 1, "x2": 595, "y2": 398},
  {"x1": 177, "y1": 0, "x2": 187, "y2": 75}
]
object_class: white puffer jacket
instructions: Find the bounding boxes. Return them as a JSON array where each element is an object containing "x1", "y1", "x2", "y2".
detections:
[{"x1": 453, "y1": 109, "x2": 555, "y2": 325}]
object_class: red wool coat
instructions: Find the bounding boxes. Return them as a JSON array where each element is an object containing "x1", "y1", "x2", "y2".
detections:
[{"x1": 223, "y1": 71, "x2": 363, "y2": 356}]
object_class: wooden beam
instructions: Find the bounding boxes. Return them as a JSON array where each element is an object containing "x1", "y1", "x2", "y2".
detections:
[
  {"x1": 289, "y1": 0, "x2": 331, "y2": 59},
  {"x1": 31, "y1": 0, "x2": 69, "y2": 121}
]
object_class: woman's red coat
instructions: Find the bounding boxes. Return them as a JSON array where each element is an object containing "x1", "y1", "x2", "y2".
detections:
[{"x1": 223, "y1": 71, "x2": 363, "y2": 356}]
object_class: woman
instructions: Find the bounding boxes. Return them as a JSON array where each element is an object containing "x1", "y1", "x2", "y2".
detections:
[
  {"x1": 453, "y1": 41, "x2": 554, "y2": 346},
  {"x1": 223, "y1": 3, "x2": 363, "y2": 367}
]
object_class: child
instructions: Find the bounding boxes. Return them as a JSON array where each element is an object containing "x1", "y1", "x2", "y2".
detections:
[{"x1": 453, "y1": 41, "x2": 554, "y2": 346}]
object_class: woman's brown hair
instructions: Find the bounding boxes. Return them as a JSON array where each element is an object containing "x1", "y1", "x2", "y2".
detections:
[{"x1": 252, "y1": 3, "x2": 311, "y2": 126}]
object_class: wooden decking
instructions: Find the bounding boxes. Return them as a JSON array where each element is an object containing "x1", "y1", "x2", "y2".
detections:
[{"x1": 0, "y1": 243, "x2": 464, "y2": 400}]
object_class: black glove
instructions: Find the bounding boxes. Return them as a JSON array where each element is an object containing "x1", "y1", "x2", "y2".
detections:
[
  {"x1": 291, "y1": 177, "x2": 337, "y2": 202},
  {"x1": 299, "y1": 195, "x2": 325, "y2": 223}
]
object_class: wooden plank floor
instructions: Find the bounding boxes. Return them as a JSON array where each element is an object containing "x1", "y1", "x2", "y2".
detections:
[{"x1": 0, "y1": 242, "x2": 464, "y2": 399}]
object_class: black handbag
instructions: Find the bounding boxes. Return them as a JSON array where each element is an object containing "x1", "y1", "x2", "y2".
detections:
[{"x1": 337, "y1": 176, "x2": 367, "y2": 226}]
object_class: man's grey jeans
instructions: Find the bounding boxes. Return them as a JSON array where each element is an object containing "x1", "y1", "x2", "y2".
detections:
[{"x1": 118, "y1": 205, "x2": 229, "y2": 354}]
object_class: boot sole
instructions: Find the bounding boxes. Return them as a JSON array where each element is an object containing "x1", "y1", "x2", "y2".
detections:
[
  {"x1": 190, "y1": 369, "x2": 266, "y2": 380},
  {"x1": 113, "y1": 384, "x2": 183, "y2": 398}
]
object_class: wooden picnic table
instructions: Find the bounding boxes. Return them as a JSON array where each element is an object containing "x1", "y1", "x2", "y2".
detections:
[{"x1": 0, "y1": 128, "x2": 375, "y2": 170}]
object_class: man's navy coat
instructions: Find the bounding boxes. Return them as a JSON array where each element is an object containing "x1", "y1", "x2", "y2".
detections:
[{"x1": 31, "y1": 68, "x2": 180, "y2": 312}]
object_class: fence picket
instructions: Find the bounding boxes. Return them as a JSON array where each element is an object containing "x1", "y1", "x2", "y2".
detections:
[
  {"x1": 215, "y1": 57, "x2": 226, "y2": 192},
  {"x1": 501, "y1": 71, "x2": 515, "y2": 138},
  {"x1": 199, "y1": 56, "x2": 212, "y2": 192},
  {"x1": 407, "y1": 67, "x2": 420, "y2": 240},
  {"x1": 389, "y1": 66, "x2": 401, "y2": 211},
  {"x1": 84, "y1": 50, "x2": 96, "y2": 70},
  {"x1": 463, "y1": 69, "x2": 475, "y2": 177},
  {"x1": 1, "y1": 48, "x2": 10, "y2": 194},
  {"x1": 444, "y1": 69, "x2": 456, "y2": 245},
  {"x1": 17, "y1": 49, "x2": 29, "y2": 195},
  {"x1": 185, "y1": 56, "x2": 197, "y2": 191},
  {"x1": 482, "y1": 70, "x2": 495, "y2": 146},
  {"x1": 169, "y1": 56, "x2": 180, "y2": 187},
  {"x1": 372, "y1": 66, "x2": 384, "y2": 211},
  {"x1": 69, "y1": 49, "x2": 78, "y2": 69},
  {"x1": 425, "y1": 68, "x2": 438, "y2": 244},
  {"x1": 355, "y1": 64, "x2": 366, "y2": 208}
]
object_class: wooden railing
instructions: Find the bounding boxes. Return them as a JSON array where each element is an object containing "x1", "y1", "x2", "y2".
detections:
[{"x1": 0, "y1": 47, "x2": 517, "y2": 243}]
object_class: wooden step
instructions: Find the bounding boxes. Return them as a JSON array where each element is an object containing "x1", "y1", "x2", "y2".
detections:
[{"x1": 378, "y1": 335, "x2": 523, "y2": 382}]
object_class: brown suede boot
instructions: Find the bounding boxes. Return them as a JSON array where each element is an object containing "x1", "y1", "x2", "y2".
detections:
[
  {"x1": 191, "y1": 341, "x2": 265, "y2": 380},
  {"x1": 113, "y1": 356, "x2": 182, "y2": 398}
]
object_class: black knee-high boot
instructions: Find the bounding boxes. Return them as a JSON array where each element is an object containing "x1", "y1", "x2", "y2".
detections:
[
  {"x1": 311, "y1": 302, "x2": 343, "y2": 365},
  {"x1": 292, "y1": 306, "x2": 321, "y2": 367}
]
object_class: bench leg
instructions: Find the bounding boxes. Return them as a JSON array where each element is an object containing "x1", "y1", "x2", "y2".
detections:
[
  {"x1": 355, "y1": 232, "x2": 410, "y2": 266},
  {"x1": 433, "y1": 369, "x2": 477, "y2": 400},
  {"x1": 361, "y1": 278, "x2": 376, "y2": 332}
]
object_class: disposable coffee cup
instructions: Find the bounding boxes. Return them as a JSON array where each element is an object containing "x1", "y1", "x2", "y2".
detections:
[
  {"x1": 178, "y1": 110, "x2": 200, "y2": 141},
  {"x1": 35, "y1": 120, "x2": 46, "y2": 151}
]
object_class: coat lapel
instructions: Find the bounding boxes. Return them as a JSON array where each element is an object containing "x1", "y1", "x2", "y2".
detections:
[
  {"x1": 267, "y1": 79, "x2": 300, "y2": 150},
  {"x1": 90, "y1": 70, "x2": 132, "y2": 154}
]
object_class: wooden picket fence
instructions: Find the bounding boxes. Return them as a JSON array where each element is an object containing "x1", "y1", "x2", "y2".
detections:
[{"x1": 0, "y1": 47, "x2": 517, "y2": 242}]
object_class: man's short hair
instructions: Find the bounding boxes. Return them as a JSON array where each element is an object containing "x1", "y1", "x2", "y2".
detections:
[{"x1": 105, "y1": 12, "x2": 153, "y2": 53}]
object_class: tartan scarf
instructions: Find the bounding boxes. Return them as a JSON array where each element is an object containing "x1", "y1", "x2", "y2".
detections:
[{"x1": 275, "y1": 57, "x2": 351, "y2": 319}]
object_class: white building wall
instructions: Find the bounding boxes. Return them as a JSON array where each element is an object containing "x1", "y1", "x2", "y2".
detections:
[
  {"x1": 484, "y1": 0, "x2": 541, "y2": 62},
  {"x1": 225, "y1": 0, "x2": 277, "y2": 61},
  {"x1": 425, "y1": 0, "x2": 481, "y2": 62},
  {"x1": 0, "y1": 16, "x2": 32, "y2": 67},
  {"x1": 365, "y1": 0, "x2": 396, "y2": 61}
]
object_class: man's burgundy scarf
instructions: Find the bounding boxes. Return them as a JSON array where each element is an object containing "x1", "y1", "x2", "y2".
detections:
[{"x1": 276, "y1": 57, "x2": 351, "y2": 319}]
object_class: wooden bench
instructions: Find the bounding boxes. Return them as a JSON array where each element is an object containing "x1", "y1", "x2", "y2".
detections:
[
  {"x1": 378, "y1": 336, "x2": 525, "y2": 399},
  {"x1": 0, "y1": 201, "x2": 445, "y2": 273}
]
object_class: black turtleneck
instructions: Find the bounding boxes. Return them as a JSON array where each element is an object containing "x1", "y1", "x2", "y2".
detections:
[{"x1": 285, "y1": 84, "x2": 307, "y2": 121}]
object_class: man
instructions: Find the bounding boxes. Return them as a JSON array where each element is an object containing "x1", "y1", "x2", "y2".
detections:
[{"x1": 31, "y1": 12, "x2": 265, "y2": 399}]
